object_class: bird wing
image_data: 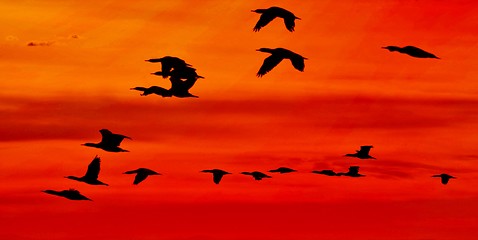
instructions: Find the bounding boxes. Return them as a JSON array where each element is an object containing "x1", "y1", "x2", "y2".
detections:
[
  {"x1": 133, "y1": 172, "x2": 149, "y2": 185},
  {"x1": 213, "y1": 172, "x2": 223, "y2": 184},
  {"x1": 257, "y1": 55, "x2": 283, "y2": 77},
  {"x1": 130, "y1": 87, "x2": 148, "y2": 91},
  {"x1": 254, "y1": 12, "x2": 276, "y2": 32},
  {"x1": 283, "y1": 17, "x2": 296, "y2": 32},
  {"x1": 100, "y1": 129, "x2": 130, "y2": 147},
  {"x1": 182, "y1": 76, "x2": 199, "y2": 91},
  {"x1": 290, "y1": 55, "x2": 305, "y2": 71},
  {"x1": 359, "y1": 146, "x2": 372, "y2": 155},
  {"x1": 84, "y1": 156, "x2": 101, "y2": 180}
]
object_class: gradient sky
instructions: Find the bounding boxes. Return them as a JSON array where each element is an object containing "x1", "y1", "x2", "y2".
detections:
[{"x1": 1, "y1": 0, "x2": 478, "y2": 239}]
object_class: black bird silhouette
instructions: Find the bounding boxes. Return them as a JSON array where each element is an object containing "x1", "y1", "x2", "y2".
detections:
[
  {"x1": 382, "y1": 46, "x2": 440, "y2": 59},
  {"x1": 201, "y1": 169, "x2": 231, "y2": 184},
  {"x1": 42, "y1": 189, "x2": 92, "y2": 201},
  {"x1": 269, "y1": 167, "x2": 297, "y2": 174},
  {"x1": 345, "y1": 146, "x2": 375, "y2": 159},
  {"x1": 65, "y1": 155, "x2": 108, "y2": 186},
  {"x1": 123, "y1": 168, "x2": 161, "y2": 185},
  {"x1": 311, "y1": 169, "x2": 338, "y2": 176},
  {"x1": 151, "y1": 66, "x2": 204, "y2": 80},
  {"x1": 82, "y1": 129, "x2": 131, "y2": 152},
  {"x1": 337, "y1": 166, "x2": 365, "y2": 177},
  {"x1": 130, "y1": 86, "x2": 172, "y2": 97},
  {"x1": 145, "y1": 56, "x2": 192, "y2": 78},
  {"x1": 241, "y1": 171, "x2": 272, "y2": 181},
  {"x1": 256, "y1": 48, "x2": 306, "y2": 77},
  {"x1": 252, "y1": 6, "x2": 301, "y2": 32},
  {"x1": 432, "y1": 173, "x2": 456, "y2": 185}
]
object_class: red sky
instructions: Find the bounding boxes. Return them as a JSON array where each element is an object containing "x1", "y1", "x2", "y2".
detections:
[{"x1": 1, "y1": 0, "x2": 478, "y2": 239}]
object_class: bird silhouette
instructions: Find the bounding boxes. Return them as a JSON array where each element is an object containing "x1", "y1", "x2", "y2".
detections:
[
  {"x1": 268, "y1": 167, "x2": 297, "y2": 174},
  {"x1": 82, "y1": 129, "x2": 131, "y2": 152},
  {"x1": 145, "y1": 56, "x2": 191, "y2": 78},
  {"x1": 65, "y1": 155, "x2": 108, "y2": 186},
  {"x1": 251, "y1": 6, "x2": 301, "y2": 32},
  {"x1": 337, "y1": 166, "x2": 365, "y2": 177},
  {"x1": 130, "y1": 86, "x2": 172, "y2": 97},
  {"x1": 151, "y1": 66, "x2": 204, "y2": 80},
  {"x1": 241, "y1": 171, "x2": 272, "y2": 180},
  {"x1": 382, "y1": 46, "x2": 440, "y2": 59},
  {"x1": 201, "y1": 169, "x2": 231, "y2": 184},
  {"x1": 42, "y1": 189, "x2": 92, "y2": 201},
  {"x1": 311, "y1": 169, "x2": 338, "y2": 176},
  {"x1": 345, "y1": 146, "x2": 375, "y2": 159},
  {"x1": 256, "y1": 48, "x2": 306, "y2": 77},
  {"x1": 432, "y1": 173, "x2": 456, "y2": 185},
  {"x1": 123, "y1": 168, "x2": 161, "y2": 185}
]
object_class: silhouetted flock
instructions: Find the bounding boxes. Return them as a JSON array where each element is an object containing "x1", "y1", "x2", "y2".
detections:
[{"x1": 43, "y1": 6, "x2": 453, "y2": 201}]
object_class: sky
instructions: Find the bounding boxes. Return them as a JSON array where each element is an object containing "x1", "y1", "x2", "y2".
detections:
[{"x1": 1, "y1": 0, "x2": 478, "y2": 239}]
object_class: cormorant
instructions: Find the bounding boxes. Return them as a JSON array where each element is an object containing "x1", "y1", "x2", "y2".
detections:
[
  {"x1": 82, "y1": 129, "x2": 131, "y2": 152},
  {"x1": 65, "y1": 155, "x2": 108, "y2": 186},
  {"x1": 345, "y1": 146, "x2": 375, "y2": 159},
  {"x1": 145, "y1": 56, "x2": 191, "y2": 78},
  {"x1": 123, "y1": 168, "x2": 161, "y2": 185},
  {"x1": 432, "y1": 173, "x2": 456, "y2": 185},
  {"x1": 151, "y1": 66, "x2": 204, "y2": 80},
  {"x1": 382, "y1": 46, "x2": 440, "y2": 59},
  {"x1": 241, "y1": 171, "x2": 272, "y2": 181},
  {"x1": 311, "y1": 169, "x2": 338, "y2": 176},
  {"x1": 256, "y1": 48, "x2": 306, "y2": 77},
  {"x1": 337, "y1": 166, "x2": 365, "y2": 177},
  {"x1": 252, "y1": 6, "x2": 301, "y2": 32},
  {"x1": 42, "y1": 189, "x2": 92, "y2": 201},
  {"x1": 201, "y1": 169, "x2": 231, "y2": 184},
  {"x1": 268, "y1": 167, "x2": 297, "y2": 174}
]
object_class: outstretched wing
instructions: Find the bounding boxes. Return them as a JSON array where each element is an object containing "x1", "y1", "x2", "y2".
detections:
[
  {"x1": 257, "y1": 55, "x2": 283, "y2": 77},
  {"x1": 84, "y1": 156, "x2": 101, "y2": 180},
  {"x1": 254, "y1": 13, "x2": 276, "y2": 32},
  {"x1": 441, "y1": 177, "x2": 449, "y2": 185},
  {"x1": 212, "y1": 172, "x2": 224, "y2": 184},
  {"x1": 100, "y1": 129, "x2": 131, "y2": 147},
  {"x1": 130, "y1": 87, "x2": 148, "y2": 91},
  {"x1": 290, "y1": 55, "x2": 305, "y2": 71},
  {"x1": 133, "y1": 173, "x2": 148, "y2": 185},
  {"x1": 359, "y1": 146, "x2": 373, "y2": 155},
  {"x1": 283, "y1": 17, "x2": 296, "y2": 32}
]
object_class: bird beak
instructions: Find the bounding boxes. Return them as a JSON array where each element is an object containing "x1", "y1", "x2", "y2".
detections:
[
  {"x1": 381, "y1": 47, "x2": 388, "y2": 49},
  {"x1": 296, "y1": 17, "x2": 301, "y2": 20}
]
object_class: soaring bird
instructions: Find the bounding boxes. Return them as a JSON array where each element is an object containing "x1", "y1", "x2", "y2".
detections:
[
  {"x1": 256, "y1": 48, "x2": 306, "y2": 77},
  {"x1": 123, "y1": 168, "x2": 161, "y2": 185},
  {"x1": 82, "y1": 129, "x2": 131, "y2": 152},
  {"x1": 382, "y1": 46, "x2": 440, "y2": 59},
  {"x1": 345, "y1": 146, "x2": 375, "y2": 159},
  {"x1": 432, "y1": 173, "x2": 456, "y2": 185},
  {"x1": 337, "y1": 166, "x2": 365, "y2": 177},
  {"x1": 241, "y1": 171, "x2": 272, "y2": 181},
  {"x1": 269, "y1": 167, "x2": 297, "y2": 174},
  {"x1": 251, "y1": 6, "x2": 301, "y2": 32},
  {"x1": 311, "y1": 169, "x2": 338, "y2": 176},
  {"x1": 42, "y1": 189, "x2": 92, "y2": 201},
  {"x1": 65, "y1": 155, "x2": 108, "y2": 186},
  {"x1": 145, "y1": 56, "x2": 191, "y2": 78},
  {"x1": 201, "y1": 169, "x2": 231, "y2": 184},
  {"x1": 130, "y1": 86, "x2": 172, "y2": 97}
]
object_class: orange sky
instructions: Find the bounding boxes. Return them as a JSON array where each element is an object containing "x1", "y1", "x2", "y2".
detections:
[{"x1": 1, "y1": 0, "x2": 478, "y2": 239}]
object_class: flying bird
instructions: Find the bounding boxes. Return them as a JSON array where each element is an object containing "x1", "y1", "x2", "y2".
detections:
[
  {"x1": 382, "y1": 46, "x2": 440, "y2": 59},
  {"x1": 345, "y1": 146, "x2": 375, "y2": 159},
  {"x1": 130, "y1": 86, "x2": 172, "y2": 97},
  {"x1": 241, "y1": 171, "x2": 272, "y2": 181},
  {"x1": 269, "y1": 167, "x2": 297, "y2": 174},
  {"x1": 82, "y1": 129, "x2": 131, "y2": 152},
  {"x1": 65, "y1": 155, "x2": 108, "y2": 186},
  {"x1": 145, "y1": 56, "x2": 191, "y2": 78},
  {"x1": 337, "y1": 166, "x2": 365, "y2": 177},
  {"x1": 123, "y1": 168, "x2": 161, "y2": 185},
  {"x1": 256, "y1": 48, "x2": 306, "y2": 77},
  {"x1": 311, "y1": 169, "x2": 338, "y2": 176},
  {"x1": 252, "y1": 6, "x2": 301, "y2": 32},
  {"x1": 432, "y1": 173, "x2": 456, "y2": 185},
  {"x1": 201, "y1": 169, "x2": 231, "y2": 184},
  {"x1": 42, "y1": 189, "x2": 92, "y2": 201}
]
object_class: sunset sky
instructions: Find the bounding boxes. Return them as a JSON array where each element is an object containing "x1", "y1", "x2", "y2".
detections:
[{"x1": 1, "y1": 0, "x2": 478, "y2": 239}]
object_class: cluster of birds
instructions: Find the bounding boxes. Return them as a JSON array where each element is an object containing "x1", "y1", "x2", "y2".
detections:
[{"x1": 43, "y1": 6, "x2": 452, "y2": 201}]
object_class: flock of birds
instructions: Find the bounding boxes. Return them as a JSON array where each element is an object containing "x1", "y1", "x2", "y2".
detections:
[{"x1": 43, "y1": 6, "x2": 453, "y2": 201}]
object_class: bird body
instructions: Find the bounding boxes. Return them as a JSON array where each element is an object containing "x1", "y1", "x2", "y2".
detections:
[
  {"x1": 382, "y1": 46, "x2": 440, "y2": 59},
  {"x1": 124, "y1": 168, "x2": 161, "y2": 185},
  {"x1": 65, "y1": 155, "x2": 108, "y2": 186},
  {"x1": 241, "y1": 171, "x2": 272, "y2": 180},
  {"x1": 337, "y1": 166, "x2": 365, "y2": 177},
  {"x1": 312, "y1": 169, "x2": 338, "y2": 176},
  {"x1": 145, "y1": 56, "x2": 191, "y2": 78},
  {"x1": 201, "y1": 169, "x2": 231, "y2": 184},
  {"x1": 269, "y1": 167, "x2": 297, "y2": 174},
  {"x1": 432, "y1": 173, "x2": 456, "y2": 185},
  {"x1": 252, "y1": 6, "x2": 300, "y2": 32},
  {"x1": 345, "y1": 146, "x2": 375, "y2": 159},
  {"x1": 42, "y1": 189, "x2": 92, "y2": 201},
  {"x1": 82, "y1": 129, "x2": 131, "y2": 152},
  {"x1": 256, "y1": 48, "x2": 306, "y2": 77}
]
